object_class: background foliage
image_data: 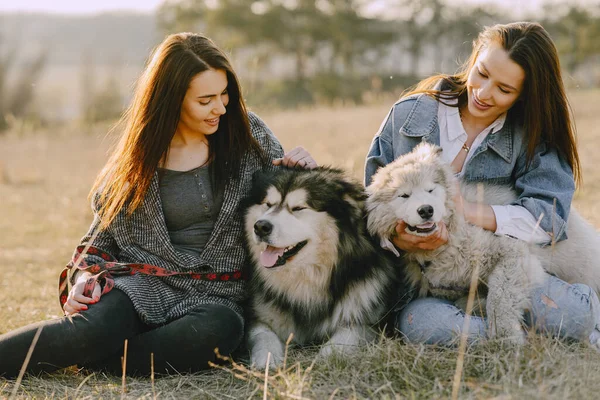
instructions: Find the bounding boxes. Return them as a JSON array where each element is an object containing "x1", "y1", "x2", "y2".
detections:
[{"x1": 0, "y1": 0, "x2": 599, "y2": 130}]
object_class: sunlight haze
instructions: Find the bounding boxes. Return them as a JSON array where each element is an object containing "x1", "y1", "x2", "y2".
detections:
[{"x1": 0, "y1": 0, "x2": 547, "y2": 15}]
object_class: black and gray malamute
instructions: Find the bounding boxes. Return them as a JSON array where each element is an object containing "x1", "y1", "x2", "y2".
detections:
[{"x1": 242, "y1": 167, "x2": 401, "y2": 369}]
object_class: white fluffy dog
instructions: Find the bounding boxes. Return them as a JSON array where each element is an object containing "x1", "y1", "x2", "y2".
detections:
[{"x1": 366, "y1": 143, "x2": 552, "y2": 343}]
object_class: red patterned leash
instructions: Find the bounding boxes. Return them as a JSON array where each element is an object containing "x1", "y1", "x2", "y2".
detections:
[{"x1": 58, "y1": 245, "x2": 243, "y2": 309}]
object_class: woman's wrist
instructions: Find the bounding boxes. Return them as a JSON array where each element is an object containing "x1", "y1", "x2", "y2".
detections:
[
  {"x1": 463, "y1": 201, "x2": 497, "y2": 232},
  {"x1": 74, "y1": 271, "x2": 93, "y2": 285}
]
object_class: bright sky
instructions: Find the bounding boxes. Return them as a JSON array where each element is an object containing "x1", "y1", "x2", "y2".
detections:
[{"x1": 0, "y1": 0, "x2": 163, "y2": 14}]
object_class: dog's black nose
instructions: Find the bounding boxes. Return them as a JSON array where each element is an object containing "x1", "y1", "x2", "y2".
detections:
[
  {"x1": 254, "y1": 220, "x2": 273, "y2": 237},
  {"x1": 417, "y1": 205, "x2": 434, "y2": 219}
]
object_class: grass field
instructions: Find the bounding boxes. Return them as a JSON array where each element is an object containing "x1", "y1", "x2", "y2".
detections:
[{"x1": 1, "y1": 90, "x2": 600, "y2": 398}]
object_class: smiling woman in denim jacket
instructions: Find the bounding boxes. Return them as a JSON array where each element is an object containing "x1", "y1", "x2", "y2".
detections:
[{"x1": 365, "y1": 22, "x2": 600, "y2": 348}]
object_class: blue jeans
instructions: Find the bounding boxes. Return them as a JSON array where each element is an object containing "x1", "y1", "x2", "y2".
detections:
[{"x1": 396, "y1": 275, "x2": 599, "y2": 345}]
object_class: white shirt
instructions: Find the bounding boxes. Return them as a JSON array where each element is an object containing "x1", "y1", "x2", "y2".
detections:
[{"x1": 437, "y1": 101, "x2": 551, "y2": 244}]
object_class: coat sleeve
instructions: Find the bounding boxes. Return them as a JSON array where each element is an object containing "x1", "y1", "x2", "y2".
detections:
[
  {"x1": 248, "y1": 111, "x2": 285, "y2": 170},
  {"x1": 68, "y1": 193, "x2": 120, "y2": 286},
  {"x1": 512, "y1": 141, "x2": 575, "y2": 242},
  {"x1": 365, "y1": 106, "x2": 398, "y2": 187}
]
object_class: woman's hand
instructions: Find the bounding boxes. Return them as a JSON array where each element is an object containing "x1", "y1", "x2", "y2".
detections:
[
  {"x1": 391, "y1": 220, "x2": 449, "y2": 252},
  {"x1": 63, "y1": 273, "x2": 102, "y2": 316},
  {"x1": 272, "y1": 146, "x2": 317, "y2": 169},
  {"x1": 452, "y1": 181, "x2": 475, "y2": 219},
  {"x1": 452, "y1": 181, "x2": 498, "y2": 232}
]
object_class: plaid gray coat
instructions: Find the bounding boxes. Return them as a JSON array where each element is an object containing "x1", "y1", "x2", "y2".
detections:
[{"x1": 72, "y1": 113, "x2": 283, "y2": 325}]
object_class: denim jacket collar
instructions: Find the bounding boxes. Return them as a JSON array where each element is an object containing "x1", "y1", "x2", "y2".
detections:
[
  {"x1": 484, "y1": 123, "x2": 513, "y2": 163},
  {"x1": 400, "y1": 93, "x2": 514, "y2": 164},
  {"x1": 399, "y1": 94, "x2": 439, "y2": 138}
]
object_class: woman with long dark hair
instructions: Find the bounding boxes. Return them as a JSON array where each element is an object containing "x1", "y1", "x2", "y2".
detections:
[
  {"x1": 365, "y1": 22, "x2": 600, "y2": 347},
  {"x1": 0, "y1": 32, "x2": 316, "y2": 377}
]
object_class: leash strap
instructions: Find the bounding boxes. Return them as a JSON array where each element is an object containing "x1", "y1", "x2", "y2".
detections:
[{"x1": 58, "y1": 245, "x2": 243, "y2": 309}]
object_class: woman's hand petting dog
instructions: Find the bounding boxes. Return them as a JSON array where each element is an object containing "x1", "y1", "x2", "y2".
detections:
[
  {"x1": 63, "y1": 273, "x2": 102, "y2": 316},
  {"x1": 391, "y1": 220, "x2": 449, "y2": 251},
  {"x1": 273, "y1": 146, "x2": 317, "y2": 169}
]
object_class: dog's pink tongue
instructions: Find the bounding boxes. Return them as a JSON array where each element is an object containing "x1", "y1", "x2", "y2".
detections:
[{"x1": 260, "y1": 246, "x2": 285, "y2": 268}]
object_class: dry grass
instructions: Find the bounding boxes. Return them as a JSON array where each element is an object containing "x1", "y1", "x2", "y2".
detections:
[{"x1": 1, "y1": 90, "x2": 600, "y2": 399}]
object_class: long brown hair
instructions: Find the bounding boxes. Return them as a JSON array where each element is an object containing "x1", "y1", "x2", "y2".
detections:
[
  {"x1": 91, "y1": 32, "x2": 265, "y2": 228},
  {"x1": 403, "y1": 22, "x2": 581, "y2": 185}
]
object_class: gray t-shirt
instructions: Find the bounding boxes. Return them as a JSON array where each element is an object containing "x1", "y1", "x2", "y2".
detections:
[{"x1": 158, "y1": 165, "x2": 223, "y2": 257}]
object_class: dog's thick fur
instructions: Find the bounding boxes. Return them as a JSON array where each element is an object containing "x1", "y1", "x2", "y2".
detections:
[
  {"x1": 457, "y1": 178, "x2": 600, "y2": 297},
  {"x1": 366, "y1": 143, "x2": 552, "y2": 343},
  {"x1": 243, "y1": 167, "x2": 400, "y2": 369}
]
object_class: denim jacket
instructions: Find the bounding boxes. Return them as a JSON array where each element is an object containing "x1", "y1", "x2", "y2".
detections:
[{"x1": 364, "y1": 93, "x2": 575, "y2": 242}]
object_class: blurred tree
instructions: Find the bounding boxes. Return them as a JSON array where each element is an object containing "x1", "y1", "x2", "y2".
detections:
[
  {"x1": 387, "y1": 0, "x2": 501, "y2": 76},
  {"x1": 542, "y1": 2, "x2": 600, "y2": 75},
  {"x1": 0, "y1": 43, "x2": 17, "y2": 130},
  {"x1": 205, "y1": 0, "x2": 328, "y2": 102},
  {"x1": 0, "y1": 35, "x2": 47, "y2": 131},
  {"x1": 154, "y1": 0, "x2": 600, "y2": 105},
  {"x1": 440, "y1": 5, "x2": 502, "y2": 71},
  {"x1": 79, "y1": 51, "x2": 96, "y2": 123},
  {"x1": 86, "y1": 74, "x2": 124, "y2": 123},
  {"x1": 156, "y1": 0, "x2": 397, "y2": 104},
  {"x1": 6, "y1": 52, "x2": 47, "y2": 117},
  {"x1": 79, "y1": 52, "x2": 124, "y2": 124},
  {"x1": 157, "y1": 0, "x2": 207, "y2": 34},
  {"x1": 322, "y1": 0, "x2": 396, "y2": 76},
  {"x1": 387, "y1": 0, "x2": 442, "y2": 76}
]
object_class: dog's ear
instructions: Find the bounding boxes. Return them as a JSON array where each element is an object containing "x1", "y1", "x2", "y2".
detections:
[
  {"x1": 245, "y1": 169, "x2": 280, "y2": 207},
  {"x1": 251, "y1": 170, "x2": 265, "y2": 184},
  {"x1": 366, "y1": 165, "x2": 391, "y2": 194},
  {"x1": 338, "y1": 175, "x2": 367, "y2": 202},
  {"x1": 251, "y1": 169, "x2": 279, "y2": 188}
]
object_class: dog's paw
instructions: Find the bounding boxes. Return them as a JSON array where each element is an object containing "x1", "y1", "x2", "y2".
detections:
[
  {"x1": 318, "y1": 342, "x2": 348, "y2": 359},
  {"x1": 505, "y1": 330, "x2": 526, "y2": 346},
  {"x1": 247, "y1": 324, "x2": 285, "y2": 370},
  {"x1": 488, "y1": 323, "x2": 526, "y2": 345},
  {"x1": 250, "y1": 350, "x2": 283, "y2": 371},
  {"x1": 318, "y1": 328, "x2": 366, "y2": 359}
]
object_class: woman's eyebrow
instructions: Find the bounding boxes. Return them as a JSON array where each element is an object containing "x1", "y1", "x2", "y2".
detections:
[
  {"x1": 196, "y1": 87, "x2": 228, "y2": 99},
  {"x1": 480, "y1": 62, "x2": 518, "y2": 91}
]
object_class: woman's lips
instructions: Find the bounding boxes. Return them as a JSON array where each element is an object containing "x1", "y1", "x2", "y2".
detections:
[
  {"x1": 205, "y1": 117, "x2": 219, "y2": 126},
  {"x1": 472, "y1": 93, "x2": 491, "y2": 110}
]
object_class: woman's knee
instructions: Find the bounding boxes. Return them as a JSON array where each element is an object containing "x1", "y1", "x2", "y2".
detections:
[
  {"x1": 182, "y1": 304, "x2": 244, "y2": 354},
  {"x1": 530, "y1": 278, "x2": 599, "y2": 340},
  {"x1": 396, "y1": 297, "x2": 487, "y2": 345}
]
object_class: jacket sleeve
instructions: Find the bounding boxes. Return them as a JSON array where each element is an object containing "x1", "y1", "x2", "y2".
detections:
[
  {"x1": 248, "y1": 111, "x2": 285, "y2": 170},
  {"x1": 512, "y1": 141, "x2": 575, "y2": 242},
  {"x1": 365, "y1": 106, "x2": 397, "y2": 187},
  {"x1": 68, "y1": 194, "x2": 120, "y2": 286}
]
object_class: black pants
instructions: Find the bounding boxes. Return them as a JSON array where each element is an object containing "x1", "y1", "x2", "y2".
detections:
[{"x1": 0, "y1": 290, "x2": 244, "y2": 378}]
